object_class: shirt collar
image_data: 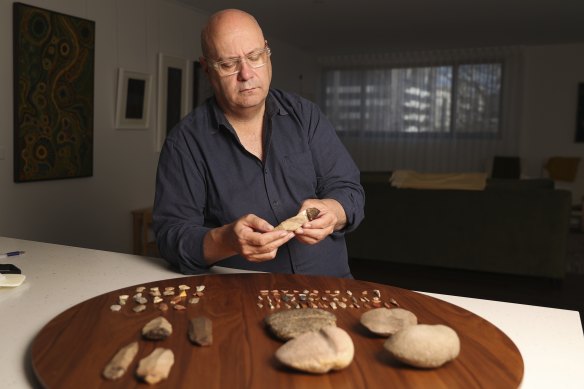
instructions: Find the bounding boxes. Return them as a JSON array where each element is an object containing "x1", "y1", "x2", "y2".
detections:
[{"x1": 265, "y1": 90, "x2": 289, "y2": 119}]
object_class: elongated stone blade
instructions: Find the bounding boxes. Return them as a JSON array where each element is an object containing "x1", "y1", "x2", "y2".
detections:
[
  {"x1": 189, "y1": 316, "x2": 213, "y2": 346},
  {"x1": 102, "y1": 341, "x2": 139, "y2": 380}
]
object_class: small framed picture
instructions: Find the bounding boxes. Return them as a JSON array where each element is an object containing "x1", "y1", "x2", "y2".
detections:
[
  {"x1": 115, "y1": 68, "x2": 152, "y2": 129},
  {"x1": 157, "y1": 54, "x2": 192, "y2": 151}
]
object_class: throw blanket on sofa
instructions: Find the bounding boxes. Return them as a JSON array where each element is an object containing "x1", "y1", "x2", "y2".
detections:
[{"x1": 390, "y1": 170, "x2": 487, "y2": 190}]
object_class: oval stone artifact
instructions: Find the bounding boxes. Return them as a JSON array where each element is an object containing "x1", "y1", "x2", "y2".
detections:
[
  {"x1": 275, "y1": 326, "x2": 354, "y2": 374},
  {"x1": 360, "y1": 307, "x2": 417, "y2": 336},
  {"x1": 384, "y1": 324, "x2": 461, "y2": 368},
  {"x1": 265, "y1": 308, "x2": 337, "y2": 340}
]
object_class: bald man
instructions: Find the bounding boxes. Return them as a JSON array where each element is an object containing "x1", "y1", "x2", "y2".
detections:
[{"x1": 153, "y1": 9, "x2": 364, "y2": 277}]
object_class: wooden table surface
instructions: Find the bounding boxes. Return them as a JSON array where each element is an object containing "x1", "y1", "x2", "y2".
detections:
[{"x1": 31, "y1": 273, "x2": 523, "y2": 388}]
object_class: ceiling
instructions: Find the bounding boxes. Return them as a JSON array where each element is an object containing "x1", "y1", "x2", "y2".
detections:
[{"x1": 177, "y1": 0, "x2": 584, "y2": 54}]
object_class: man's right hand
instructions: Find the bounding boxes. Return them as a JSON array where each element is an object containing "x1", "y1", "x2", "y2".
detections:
[{"x1": 203, "y1": 214, "x2": 294, "y2": 264}]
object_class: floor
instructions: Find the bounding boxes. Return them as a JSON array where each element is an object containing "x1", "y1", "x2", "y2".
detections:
[{"x1": 349, "y1": 233, "x2": 584, "y2": 327}]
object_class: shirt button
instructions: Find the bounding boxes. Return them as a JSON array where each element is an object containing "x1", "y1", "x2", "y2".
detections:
[
  {"x1": 272, "y1": 200, "x2": 279, "y2": 206},
  {"x1": 264, "y1": 169, "x2": 268, "y2": 175}
]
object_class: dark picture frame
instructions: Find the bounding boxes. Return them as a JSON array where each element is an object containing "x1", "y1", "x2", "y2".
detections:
[
  {"x1": 115, "y1": 68, "x2": 152, "y2": 129},
  {"x1": 576, "y1": 83, "x2": 584, "y2": 143},
  {"x1": 13, "y1": 3, "x2": 95, "y2": 182},
  {"x1": 156, "y1": 54, "x2": 191, "y2": 151}
]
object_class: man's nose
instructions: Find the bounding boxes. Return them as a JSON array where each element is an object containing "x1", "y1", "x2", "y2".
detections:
[{"x1": 237, "y1": 60, "x2": 254, "y2": 81}]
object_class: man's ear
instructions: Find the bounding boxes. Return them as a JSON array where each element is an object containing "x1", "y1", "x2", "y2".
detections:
[{"x1": 199, "y1": 57, "x2": 210, "y2": 74}]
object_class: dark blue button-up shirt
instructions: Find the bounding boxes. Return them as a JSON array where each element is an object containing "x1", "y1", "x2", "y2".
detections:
[{"x1": 153, "y1": 89, "x2": 364, "y2": 277}]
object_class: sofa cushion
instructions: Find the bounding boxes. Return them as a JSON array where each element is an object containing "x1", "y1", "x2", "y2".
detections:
[{"x1": 486, "y1": 178, "x2": 555, "y2": 191}]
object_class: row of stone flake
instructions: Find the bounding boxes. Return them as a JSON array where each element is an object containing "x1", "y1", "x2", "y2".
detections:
[
  {"x1": 255, "y1": 288, "x2": 400, "y2": 310},
  {"x1": 109, "y1": 283, "x2": 206, "y2": 313}
]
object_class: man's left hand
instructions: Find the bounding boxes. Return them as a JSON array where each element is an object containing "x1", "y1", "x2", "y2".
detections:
[{"x1": 293, "y1": 198, "x2": 346, "y2": 245}]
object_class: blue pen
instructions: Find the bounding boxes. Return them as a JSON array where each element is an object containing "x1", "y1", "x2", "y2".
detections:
[{"x1": 0, "y1": 251, "x2": 25, "y2": 259}]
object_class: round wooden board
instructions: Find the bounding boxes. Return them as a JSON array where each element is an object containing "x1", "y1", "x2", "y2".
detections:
[{"x1": 31, "y1": 273, "x2": 523, "y2": 388}]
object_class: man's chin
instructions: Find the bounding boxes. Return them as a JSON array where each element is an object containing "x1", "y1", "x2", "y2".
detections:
[{"x1": 236, "y1": 92, "x2": 266, "y2": 106}]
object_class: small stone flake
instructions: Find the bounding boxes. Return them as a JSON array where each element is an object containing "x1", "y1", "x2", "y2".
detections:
[
  {"x1": 150, "y1": 290, "x2": 161, "y2": 297},
  {"x1": 110, "y1": 304, "x2": 122, "y2": 312},
  {"x1": 133, "y1": 304, "x2": 146, "y2": 313}
]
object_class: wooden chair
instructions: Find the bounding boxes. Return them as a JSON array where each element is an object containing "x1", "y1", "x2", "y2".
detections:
[
  {"x1": 543, "y1": 157, "x2": 582, "y2": 231},
  {"x1": 543, "y1": 156, "x2": 580, "y2": 182},
  {"x1": 131, "y1": 207, "x2": 159, "y2": 257}
]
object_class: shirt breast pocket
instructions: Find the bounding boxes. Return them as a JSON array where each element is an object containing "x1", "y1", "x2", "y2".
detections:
[{"x1": 282, "y1": 151, "x2": 318, "y2": 198}]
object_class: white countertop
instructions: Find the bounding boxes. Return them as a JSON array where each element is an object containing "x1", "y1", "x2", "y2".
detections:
[{"x1": 1, "y1": 237, "x2": 583, "y2": 388}]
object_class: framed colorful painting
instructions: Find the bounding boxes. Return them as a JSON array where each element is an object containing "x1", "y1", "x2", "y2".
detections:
[{"x1": 13, "y1": 3, "x2": 95, "y2": 182}]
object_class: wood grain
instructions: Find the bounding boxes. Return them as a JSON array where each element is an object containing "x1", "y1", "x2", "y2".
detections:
[{"x1": 31, "y1": 273, "x2": 523, "y2": 388}]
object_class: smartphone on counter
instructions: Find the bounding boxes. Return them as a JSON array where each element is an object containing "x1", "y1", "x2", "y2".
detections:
[{"x1": 0, "y1": 264, "x2": 21, "y2": 274}]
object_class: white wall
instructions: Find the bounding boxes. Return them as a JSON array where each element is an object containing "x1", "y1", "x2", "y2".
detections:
[
  {"x1": 0, "y1": 0, "x2": 318, "y2": 253},
  {"x1": 519, "y1": 43, "x2": 584, "y2": 203}
]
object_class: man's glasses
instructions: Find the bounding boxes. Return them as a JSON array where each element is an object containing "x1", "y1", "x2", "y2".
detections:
[{"x1": 207, "y1": 43, "x2": 272, "y2": 77}]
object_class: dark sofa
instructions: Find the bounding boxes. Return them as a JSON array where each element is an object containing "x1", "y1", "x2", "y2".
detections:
[{"x1": 347, "y1": 172, "x2": 572, "y2": 279}]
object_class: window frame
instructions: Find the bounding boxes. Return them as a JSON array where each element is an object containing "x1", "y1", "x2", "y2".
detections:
[{"x1": 321, "y1": 60, "x2": 505, "y2": 140}]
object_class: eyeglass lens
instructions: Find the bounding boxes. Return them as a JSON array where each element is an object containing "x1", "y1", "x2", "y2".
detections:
[{"x1": 215, "y1": 48, "x2": 271, "y2": 76}]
